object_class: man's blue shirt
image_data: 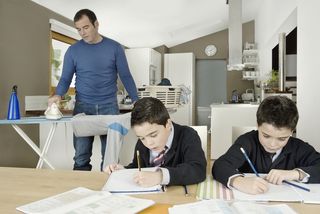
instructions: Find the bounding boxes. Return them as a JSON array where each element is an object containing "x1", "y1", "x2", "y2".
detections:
[{"x1": 56, "y1": 37, "x2": 138, "y2": 104}]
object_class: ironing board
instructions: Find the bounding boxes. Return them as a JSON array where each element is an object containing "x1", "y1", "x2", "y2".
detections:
[{"x1": 0, "y1": 116, "x2": 72, "y2": 169}]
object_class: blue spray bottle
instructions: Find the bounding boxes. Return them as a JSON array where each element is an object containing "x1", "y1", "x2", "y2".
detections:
[{"x1": 7, "y1": 85, "x2": 21, "y2": 120}]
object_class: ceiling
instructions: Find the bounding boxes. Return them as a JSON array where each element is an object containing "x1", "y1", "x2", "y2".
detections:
[{"x1": 32, "y1": 0, "x2": 262, "y2": 48}]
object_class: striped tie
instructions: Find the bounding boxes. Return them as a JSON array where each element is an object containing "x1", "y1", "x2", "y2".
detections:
[{"x1": 151, "y1": 146, "x2": 168, "y2": 167}]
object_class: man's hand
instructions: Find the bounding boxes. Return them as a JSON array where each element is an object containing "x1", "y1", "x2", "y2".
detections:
[
  {"x1": 265, "y1": 169, "x2": 300, "y2": 185},
  {"x1": 231, "y1": 176, "x2": 269, "y2": 195},
  {"x1": 133, "y1": 171, "x2": 162, "y2": 187},
  {"x1": 103, "y1": 164, "x2": 124, "y2": 174},
  {"x1": 48, "y1": 95, "x2": 61, "y2": 107}
]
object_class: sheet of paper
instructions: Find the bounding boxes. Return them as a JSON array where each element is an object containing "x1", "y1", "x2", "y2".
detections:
[
  {"x1": 168, "y1": 200, "x2": 234, "y2": 214},
  {"x1": 102, "y1": 168, "x2": 162, "y2": 194},
  {"x1": 16, "y1": 187, "x2": 155, "y2": 214},
  {"x1": 232, "y1": 201, "x2": 297, "y2": 214},
  {"x1": 293, "y1": 182, "x2": 320, "y2": 204},
  {"x1": 168, "y1": 199, "x2": 297, "y2": 214}
]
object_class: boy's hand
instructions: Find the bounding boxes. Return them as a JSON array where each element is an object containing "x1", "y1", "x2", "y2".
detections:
[
  {"x1": 265, "y1": 169, "x2": 300, "y2": 184},
  {"x1": 231, "y1": 176, "x2": 269, "y2": 195},
  {"x1": 103, "y1": 164, "x2": 124, "y2": 174},
  {"x1": 133, "y1": 171, "x2": 162, "y2": 187}
]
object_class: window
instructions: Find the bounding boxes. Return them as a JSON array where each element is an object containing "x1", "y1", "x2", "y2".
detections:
[
  {"x1": 50, "y1": 31, "x2": 77, "y2": 95},
  {"x1": 49, "y1": 19, "x2": 80, "y2": 95}
]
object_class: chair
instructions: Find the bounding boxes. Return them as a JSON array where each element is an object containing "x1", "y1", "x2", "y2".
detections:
[
  {"x1": 231, "y1": 126, "x2": 257, "y2": 144},
  {"x1": 190, "y1": 126, "x2": 208, "y2": 160}
]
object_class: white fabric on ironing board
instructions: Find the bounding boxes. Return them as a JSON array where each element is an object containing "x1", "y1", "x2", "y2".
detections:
[{"x1": 71, "y1": 113, "x2": 131, "y2": 168}]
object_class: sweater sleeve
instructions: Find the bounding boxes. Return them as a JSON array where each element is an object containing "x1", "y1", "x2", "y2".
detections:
[
  {"x1": 166, "y1": 128, "x2": 207, "y2": 185},
  {"x1": 295, "y1": 141, "x2": 320, "y2": 183},
  {"x1": 55, "y1": 47, "x2": 75, "y2": 96}
]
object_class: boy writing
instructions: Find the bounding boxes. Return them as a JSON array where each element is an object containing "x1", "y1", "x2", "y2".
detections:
[
  {"x1": 212, "y1": 96, "x2": 320, "y2": 194},
  {"x1": 105, "y1": 97, "x2": 207, "y2": 187}
]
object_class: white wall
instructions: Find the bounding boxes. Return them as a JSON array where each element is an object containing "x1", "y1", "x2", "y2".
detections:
[
  {"x1": 296, "y1": 0, "x2": 320, "y2": 151},
  {"x1": 255, "y1": 0, "x2": 297, "y2": 79},
  {"x1": 255, "y1": 0, "x2": 320, "y2": 151}
]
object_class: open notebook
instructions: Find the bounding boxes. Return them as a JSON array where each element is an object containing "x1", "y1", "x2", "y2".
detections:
[
  {"x1": 16, "y1": 187, "x2": 155, "y2": 214},
  {"x1": 233, "y1": 181, "x2": 320, "y2": 203},
  {"x1": 197, "y1": 175, "x2": 320, "y2": 203},
  {"x1": 102, "y1": 168, "x2": 163, "y2": 194}
]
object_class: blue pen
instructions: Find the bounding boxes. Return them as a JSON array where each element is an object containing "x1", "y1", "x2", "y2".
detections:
[
  {"x1": 240, "y1": 147, "x2": 260, "y2": 177},
  {"x1": 240, "y1": 147, "x2": 310, "y2": 192},
  {"x1": 283, "y1": 180, "x2": 310, "y2": 192}
]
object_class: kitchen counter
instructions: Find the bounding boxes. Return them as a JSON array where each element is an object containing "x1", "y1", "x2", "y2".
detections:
[
  {"x1": 118, "y1": 103, "x2": 133, "y2": 111},
  {"x1": 26, "y1": 104, "x2": 133, "y2": 117}
]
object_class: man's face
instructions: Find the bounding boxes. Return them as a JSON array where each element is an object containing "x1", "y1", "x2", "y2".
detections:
[
  {"x1": 133, "y1": 120, "x2": 172, "y2": 153},
  {"x1": 75, "y1": 15, "x2": 99, "y2": 44},
  {"x1": 258, "y1": 123, "x2": 293, "y2": 153}
]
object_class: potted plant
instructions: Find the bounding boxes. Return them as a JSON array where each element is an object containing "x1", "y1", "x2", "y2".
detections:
[{"x1": 266, "y1": 69, "x2": 279, "y2": 92}]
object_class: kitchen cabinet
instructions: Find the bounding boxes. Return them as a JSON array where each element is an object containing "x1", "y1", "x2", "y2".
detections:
[
  {"x1": 210, "y1": 103, "x2": 258, "y2": 159},
  {"x1": 125, "y1": 48, "x2": 161, "y2": 87}
]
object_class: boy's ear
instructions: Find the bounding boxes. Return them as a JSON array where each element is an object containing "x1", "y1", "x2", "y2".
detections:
[{"x1": 166, "y1": 119, "x2": 172, "y2": 129}]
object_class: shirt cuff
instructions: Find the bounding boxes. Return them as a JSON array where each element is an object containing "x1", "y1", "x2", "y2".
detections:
[
  {"x1": 159, "y1": 167, "x2": 170, "y2": 185},
  {"x1": 295, "y1": 168, "x2": 310, "y2": 183},
  {"x1": 227, "y1": 174, "x2": 244, "y2": 188}
]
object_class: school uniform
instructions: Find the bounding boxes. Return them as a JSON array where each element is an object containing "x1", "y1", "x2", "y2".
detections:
[
  {"x1": 126, "y1": 122, "x2": 207, "y2": 185},
  {"x1": 212, "y1": 130, "x2": 320, "y2": 187}
]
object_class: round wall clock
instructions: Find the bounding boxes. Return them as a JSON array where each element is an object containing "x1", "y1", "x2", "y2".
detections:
[{"x1": 205, "y1": 44, "x2": 217, "y2": 56}]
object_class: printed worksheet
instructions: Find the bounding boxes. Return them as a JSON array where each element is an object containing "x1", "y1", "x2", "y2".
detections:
[{"x1": 16, "y1": 187, "x2": 155, "y2": 214}]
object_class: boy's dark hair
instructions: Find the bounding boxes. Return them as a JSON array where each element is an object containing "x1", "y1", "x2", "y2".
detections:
[
  {"x1": 131, "y1": 97, "x2": 170, "y2": 127},
  {"x1": 257, "y1": 96, "x2": 299, "y2": 130},
  {"x1": 74, "y1": 9, "x2": 97, "y2": 26}
]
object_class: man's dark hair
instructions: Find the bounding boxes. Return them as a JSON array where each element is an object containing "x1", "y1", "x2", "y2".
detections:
[
  {"x1": 257, "y1": 96, "x2": 299, "y2": 130},
  {"x1": 131, "y1": 97, "x2": 170, "y2": 127},
  {"x1": 74, "y1": 9, "x2": 97, "y2": 26}
]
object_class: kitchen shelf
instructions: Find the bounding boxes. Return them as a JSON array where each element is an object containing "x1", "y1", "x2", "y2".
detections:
[
  {"x1": 244, "y1": 62, "x2": 259, "y2": 67},
  {"x1": 243, "y1": 49, "x2": 258, "y2": 55},
  {"x1": 242, "y1": 43, "x2": 259, "y2": 80}
]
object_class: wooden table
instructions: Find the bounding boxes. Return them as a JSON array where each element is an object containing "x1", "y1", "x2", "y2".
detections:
[{"x1": 0, "y1": 167, "x2": 319, "y2": 214}]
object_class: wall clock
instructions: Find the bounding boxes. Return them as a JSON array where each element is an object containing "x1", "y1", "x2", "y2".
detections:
[{"x1": 205, "y1": 44, "x2": 217, "y2": 56}]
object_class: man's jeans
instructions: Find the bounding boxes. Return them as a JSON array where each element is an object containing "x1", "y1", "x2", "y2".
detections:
[{"x1": 72, "y1": 100, "x2": 119, "y2": 171}]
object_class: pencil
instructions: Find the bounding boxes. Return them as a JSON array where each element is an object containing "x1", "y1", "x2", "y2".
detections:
[
  {"x1": 240, "y1": 147, "x2": 311, "y2": 192},
  {"x1": 137, "y1": 150, "x2": 141, "y2": 171},
  {"x1": 183, "y1": 185, "x2": 189, "y2": 196}
]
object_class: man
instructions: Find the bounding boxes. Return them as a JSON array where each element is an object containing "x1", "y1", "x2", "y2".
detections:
[
  {"x1": 48, "y1": 9, "x2": 138, "y2": 171},
  {"x1": 105, "y1": 97, "x2": 207, "y2": 187}
]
